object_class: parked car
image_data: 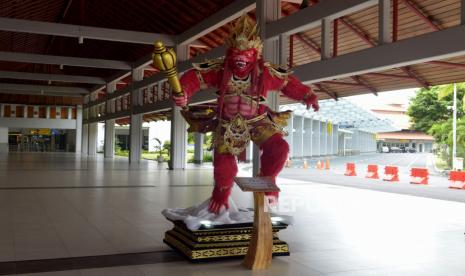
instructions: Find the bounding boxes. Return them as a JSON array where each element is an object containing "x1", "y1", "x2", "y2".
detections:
[
  {"x1": 405, "y1": 147, "x2": 417, "y2": 153},
  {"x1": 381, "y1": 146, "x2": 390, "y2": 153},
  {"x1": 390, "y1": 146, "x2": 402, "y2": 153}
]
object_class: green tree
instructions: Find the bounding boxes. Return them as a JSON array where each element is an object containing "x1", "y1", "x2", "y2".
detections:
[
  {"x1": 187, "y1": 133, "x2": 195, "y2": 145},
  {"x1": 408, "y1": 85, "x2": 465, "y2": 132},
  {"x1": 163, "y1": 140, "x2": 171, "y2": 157},
  {"x1": 204, "y1": 133, "x2": 213, "y2": 149},
  {"x1": 429, "y1": 117, "x2": 465, "y2": 165},
  {"x1": 407, "y1": 87, "x2": 448, "y2": 132}
]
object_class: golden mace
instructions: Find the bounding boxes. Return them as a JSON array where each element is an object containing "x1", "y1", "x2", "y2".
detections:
[{"x1": 152, "y1": 41, "x2": 186, "y2": 106}]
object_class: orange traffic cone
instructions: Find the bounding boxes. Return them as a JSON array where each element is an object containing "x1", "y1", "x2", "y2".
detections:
[
  {"x1": 316, "y1": 161, "x2": 322, "y2": 170},
  {"x1": 303, "y1": 159, "x2": 308, "y2": 169},
  {"x1": 325, "y1": 159, "x2": 330, "y2": 170}
]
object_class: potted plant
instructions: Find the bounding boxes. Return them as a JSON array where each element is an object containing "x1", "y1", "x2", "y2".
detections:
[{"x1": 153, "y1": 138, "x2": 164, "y2": 163}]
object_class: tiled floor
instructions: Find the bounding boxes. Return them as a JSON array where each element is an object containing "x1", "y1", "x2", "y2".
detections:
[{"x1": 1, "y1": 152, "x2": 465, "y2": 275}]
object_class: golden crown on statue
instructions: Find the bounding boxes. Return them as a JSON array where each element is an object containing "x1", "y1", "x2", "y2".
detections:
[{"x1": 225, "y1": 14, "x2": 263, "y2": 53}]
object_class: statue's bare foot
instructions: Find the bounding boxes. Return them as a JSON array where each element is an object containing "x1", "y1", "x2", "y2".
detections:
[{"x1": 208, "y1": 198, "x2": 229, "y2": 214}]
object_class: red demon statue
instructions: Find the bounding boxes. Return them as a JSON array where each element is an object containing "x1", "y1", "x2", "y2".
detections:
[{"x1": 174, "y1": 15, "x2": 318, "y2": 214}]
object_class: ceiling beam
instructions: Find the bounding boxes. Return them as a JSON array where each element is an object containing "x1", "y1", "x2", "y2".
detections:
[
  {"x1": 101, "y1": 46, "x2": 228, "y2": 102},
  {"x1": 88, "y1": 0, "x2": 252, "y2": 94},
  {"x1": 322, "y1": 81, "x2": 364, "y2": 87},
  {"x1": 400, "y1": 66, "x2": 429, "y2": 88},
  {"x1": 0, "y1": 17, "x2": 175, "y2": 45},
  {"x1": 314, "y1": 84, "x2": 338, "y2": 100},
  {"x1": 0, "y1": 71, "x2": 106, "y2": 84},
  {"x1": 0, "y1": 83, "x2": 89, "y2": 94},
  {"x1": 177, "y1": 0, "x2": 256, "y2": 45},
  {"x1": 266, "y1": 0, "x2": 377, "y2": 39},
  {"x1": 366, "y1": 72, "x2": 416, "y2": 79},
  {"x1": 0, "y1": 90, "x2": 81, "y2": 97},
  {"x1": 428, "y1": 61, "x2": 465, "y2": 69},
  {"x1": 292, "y1": 24, "x2": 465, "y2": 83},
  {"x1": 0, "y1": 51, "x2": 131, "y2": 70},
  {"x1": 339, "y1": 14, "x2": 428, "y2": 89},
  {"x1": 400, "y1": 0, "x2": 440, "y2": 31},
  {"x1": 351, "y1": 75, "x2": 378, "y2": 95}
]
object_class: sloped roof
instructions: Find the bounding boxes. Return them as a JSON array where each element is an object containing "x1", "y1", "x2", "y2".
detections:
[
  {"x1": 1, "y1": 0, "x2": 465, "y2": 112},
  {"x1": 378, "y1": 130, "x2": 434, "y2": 141},
  {"x1": 282, "y1": 99, "x2": 399, "y2": 133}
]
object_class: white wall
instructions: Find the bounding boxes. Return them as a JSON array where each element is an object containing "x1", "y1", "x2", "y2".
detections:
[
  {"x1": 0, "y1": 127, "x2": 8, "y2": 153},
  {"x1": 147, "y1": 121, "x2": 171, "y2": 152},
  {"x1": 285, "y1": 116, "x2": 378, "y2": 158},
  {"x1": 97, "y1": 122, "x2": 105, "y2": 152},
  {"x1": 0, "y1": 117, "x2": 76, "y2": 129}
]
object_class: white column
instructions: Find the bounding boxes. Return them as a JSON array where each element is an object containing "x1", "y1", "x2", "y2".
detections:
[
  {"x1": 104, "y1": 121, "x2": 115, "y2": 158},
  {"x1": 300, "y1": 116, "x2": 305, "y2": 157},
  {"x1": 286, "y1": 114, "x2": 294, "y2": 158},
  {"x1": 309, "y1": 119, "x2": 314, "y2": 157},
  {"x1": 258, "y1": 0, "x2": 282, "y2": 112},
  {"x1": 129, "y1": 68, "x2": 144, "y2": 163},
  {"x1": 313, "y1": 120, "x2": 321, "y2": 156},
  {"x1": 303, "y1": 118, "x2": 312, "y2": 157},
  {"x1": 81, "y1": 123, "x2": 88, "y2": 155},
  {"x1": 75, "y1": 105, "x2": 83, "y2": 153},
  {"x1": 322, "y1": 121, "x2": 328, "y2": 156},
  {"x1": 170, "y1": 44, "x2": 188, "y2": 170},
  {"x1": 245, "y1": 142, "x2": 253, "y2": 163},
  {"x1": 68, "y1": 107, "x2": 72, "y2": 120},
  {"x1": 0, "y1": 104, "x2": 3, "y2": 117},
  {"x1": 0, "y1": 127, "x2": 8, "y2": 153},
  {"x1": 88, "y1": 123, "x2": 98, "y2": 156},
  {"x1": 292, "y1": 115, "x2": 303, "y2": 158},
  {"x1": 104, "y1": 81, "x2": 117, "y2": 158},
  {"x1": 333, "y1": 124, "x2": 339, "y2": 155},
  {"x1": 46, "y1": 106, "x2": 50, "y2": 119},
  {"x1": 255, "y1": 0, "x2": 282, "y2": 175},
  {"x1": 379, "y1": 0, "x2": 392, "y2": 44},
  {"x1": 329, "y1": 122, "x2": 333, "y2": 155},
  {"x1": 321, "y1": 18, "x2": 332, "y2": 59},
  {"x1": 326, "y1": 122, "x2": 331, "y2": 155},
  {"x1": 194, "y1": 132, "x2": 204, "y2": 164}
]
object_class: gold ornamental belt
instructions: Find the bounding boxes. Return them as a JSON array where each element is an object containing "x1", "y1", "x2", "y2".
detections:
[{"x1": 220, "y1": 113, "x2": 267, "y2": 156}]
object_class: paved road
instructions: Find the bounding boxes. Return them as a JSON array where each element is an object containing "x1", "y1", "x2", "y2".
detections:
[
  {"x1": 289, "y1": 152, "x2": 436, "y2": 175},
  {"x1": 276, "y1": 153, "x2": 465, "y2": 203}
]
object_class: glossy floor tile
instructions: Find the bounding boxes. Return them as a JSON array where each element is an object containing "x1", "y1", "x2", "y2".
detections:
[{"x1": 1, "y1": 152, "x2": 465, "y2": 275}]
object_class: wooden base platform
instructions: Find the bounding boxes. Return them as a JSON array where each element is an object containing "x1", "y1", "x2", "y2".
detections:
[{"x1": 163, "y1": 220, "x2": 290, "y2": 261}]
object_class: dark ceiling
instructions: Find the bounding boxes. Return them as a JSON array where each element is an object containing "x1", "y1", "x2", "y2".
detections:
[{"x1": 0, "y1": 0, "x2": 242, "y2": 87}]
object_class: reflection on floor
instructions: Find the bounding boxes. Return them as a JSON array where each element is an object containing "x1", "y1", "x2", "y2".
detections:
[{"x1": 1, "y1": 152, "x2": 465, "y2": 275}]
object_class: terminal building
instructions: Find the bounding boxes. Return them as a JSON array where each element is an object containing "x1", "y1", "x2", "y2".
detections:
[
  {"x1": 372, "y1": 103, "x2": 434, "y2": 152},
  {"x1": 282, "y1": 99, "x2": 395, "y2": 158}
]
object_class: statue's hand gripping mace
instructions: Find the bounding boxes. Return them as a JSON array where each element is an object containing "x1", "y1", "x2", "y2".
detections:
[{"x1": 152, "y1": 41, "x2": 188, "y2": 110}]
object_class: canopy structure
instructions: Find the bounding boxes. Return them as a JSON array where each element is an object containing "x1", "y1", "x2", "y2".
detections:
[{"x1": 281, "y1": 99, "x2": 399, "y2": 133}]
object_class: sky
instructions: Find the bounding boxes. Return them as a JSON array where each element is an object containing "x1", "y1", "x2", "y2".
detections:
[{"x1": 346, "y1": 88, "x2": 418, "y2": 109}]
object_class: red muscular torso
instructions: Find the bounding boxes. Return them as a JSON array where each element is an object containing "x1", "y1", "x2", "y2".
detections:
[{"x1": 178, "y1": 61, "x2": 319, "y2": 118}]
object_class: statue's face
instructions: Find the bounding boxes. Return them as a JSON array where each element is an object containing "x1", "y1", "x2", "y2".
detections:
[{"x1": 226, "y1": 47, "x2": 258, "y2": 79}]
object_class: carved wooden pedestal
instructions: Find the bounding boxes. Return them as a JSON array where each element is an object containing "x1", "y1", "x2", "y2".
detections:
[
  {"x1": 242, "y1": 191, "x2": 273, "y2": 269},
  {"x1": 235, "y1": 177, "x2": 280, "y2": 270}
]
